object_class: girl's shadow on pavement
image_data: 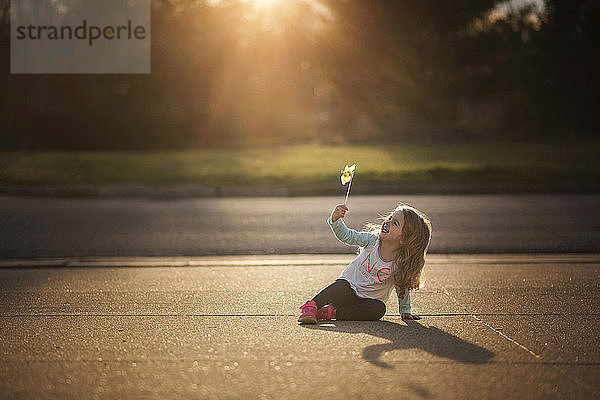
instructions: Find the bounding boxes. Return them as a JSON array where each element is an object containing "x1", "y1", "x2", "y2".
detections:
[{"x1": 301, "y1": 319, "x2": 494, "y2": 369}]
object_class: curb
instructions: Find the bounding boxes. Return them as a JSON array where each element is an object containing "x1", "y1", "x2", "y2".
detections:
[{"x1": 1, "y1": 254, "x2": 599, "y2": 268}]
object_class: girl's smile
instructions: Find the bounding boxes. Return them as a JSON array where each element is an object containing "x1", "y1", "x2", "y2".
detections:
[{"x1": 380, "y1": 210, "x2": 404, "y2": 243}]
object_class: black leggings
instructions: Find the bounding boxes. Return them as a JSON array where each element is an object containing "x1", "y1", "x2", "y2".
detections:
[{"x1": 311, "y1": 279, "x2": 386, "y2": 321}]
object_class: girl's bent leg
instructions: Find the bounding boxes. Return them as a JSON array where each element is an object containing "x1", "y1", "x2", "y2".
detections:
[
  {"x1": 336, "y1": 298, "x2": 386, "y2": 321},
  {"x1": 311, "y1": 279, "x2": 357, "y2": 309}
]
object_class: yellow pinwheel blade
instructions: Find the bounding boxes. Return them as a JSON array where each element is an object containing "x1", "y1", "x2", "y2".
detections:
[
  {"x1": 341, "y1": 173, "x2": 351, "y2": 185},
  {"x1": 340, "y1": 164, "x2": 355, "y2": 185}
]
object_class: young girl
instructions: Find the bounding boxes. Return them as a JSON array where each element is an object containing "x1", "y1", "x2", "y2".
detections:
[{"x1": 298, "y1": 202, "x2": 432, "y2": 324}]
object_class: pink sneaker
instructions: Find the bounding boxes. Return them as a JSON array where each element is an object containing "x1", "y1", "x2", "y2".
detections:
[
  {"x1": 317, "y1": 305, "x2": 336, "y2": 321},
  {"x1": 298, "y1": 300, "x2": 317, "y2": 324}
]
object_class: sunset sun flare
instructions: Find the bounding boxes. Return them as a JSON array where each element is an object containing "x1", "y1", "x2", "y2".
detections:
[{"x1": 252, "y1": 0, "x2": 281, "y2": 8}]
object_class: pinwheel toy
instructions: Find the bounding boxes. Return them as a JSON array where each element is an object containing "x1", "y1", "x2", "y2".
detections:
[{"x1": 340, "y1": 164, "x2": 356, "y2": 205}]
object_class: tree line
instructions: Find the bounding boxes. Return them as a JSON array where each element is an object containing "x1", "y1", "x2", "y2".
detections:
[{"x1": 0, "y1": 0, "x2": 598, "y2": 150}]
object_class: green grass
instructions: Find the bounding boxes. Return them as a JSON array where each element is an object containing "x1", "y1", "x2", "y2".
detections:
[{"x1": 1, "y1": 142, "x2": 599, "y2": 187}]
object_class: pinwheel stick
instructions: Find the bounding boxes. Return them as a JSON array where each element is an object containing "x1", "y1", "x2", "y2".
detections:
[{"x1": 344, "y1": 173, "x2": 354, "y2": 205}]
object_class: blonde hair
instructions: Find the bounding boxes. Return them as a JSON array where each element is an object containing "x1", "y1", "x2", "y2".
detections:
[{"x1": 363, "y1": 203, "x2": 432, "y2": 293}]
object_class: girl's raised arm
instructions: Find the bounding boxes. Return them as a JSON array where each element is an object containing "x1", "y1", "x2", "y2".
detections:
[{"x1": 328, "y1": 204, "x2": 377, "y2": 248}]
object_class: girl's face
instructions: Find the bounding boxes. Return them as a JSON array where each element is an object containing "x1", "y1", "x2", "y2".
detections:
[{"x1": 380, "y1": 210, "x2": 404, "y2": 243}]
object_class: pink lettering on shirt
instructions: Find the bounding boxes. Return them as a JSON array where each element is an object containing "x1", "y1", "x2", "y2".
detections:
[
  {"x1": 377, "y1": 268, "x2": 391, "y2": 282},
  {"x1": 361, "y1": 253, "x2": 371, "y2": 268},
  {"x1": 360, "y1": 252, "x2": 378, "y2": 273}
]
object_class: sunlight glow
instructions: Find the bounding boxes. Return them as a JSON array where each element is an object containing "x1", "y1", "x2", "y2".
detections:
[
  {"x1": 200, "y1": 0, "x2": 332, "y2": 145},
  {"x1": 253, "y1": 0, "x2": 281, "y2": 8}
]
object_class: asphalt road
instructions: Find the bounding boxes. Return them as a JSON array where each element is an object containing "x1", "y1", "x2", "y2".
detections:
[
  {"x1": 1, "y1": 254, "x2": 599, "y2": 399},
  {"x1": 1, "y1": 194, "x2": 599, "y2": 258}
]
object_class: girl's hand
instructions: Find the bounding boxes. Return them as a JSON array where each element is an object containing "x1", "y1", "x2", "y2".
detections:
[
  {"x1": 401, "y1": 313, "x2": 421, "y2": 320},
  {"x1": 331, "y1": 204, "x2": 349, "y2": 222}
]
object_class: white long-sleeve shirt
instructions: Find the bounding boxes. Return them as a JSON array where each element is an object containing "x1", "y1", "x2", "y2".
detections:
[{"x1": 328, "y1": 217, "x2": 412, "y2": 314}]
